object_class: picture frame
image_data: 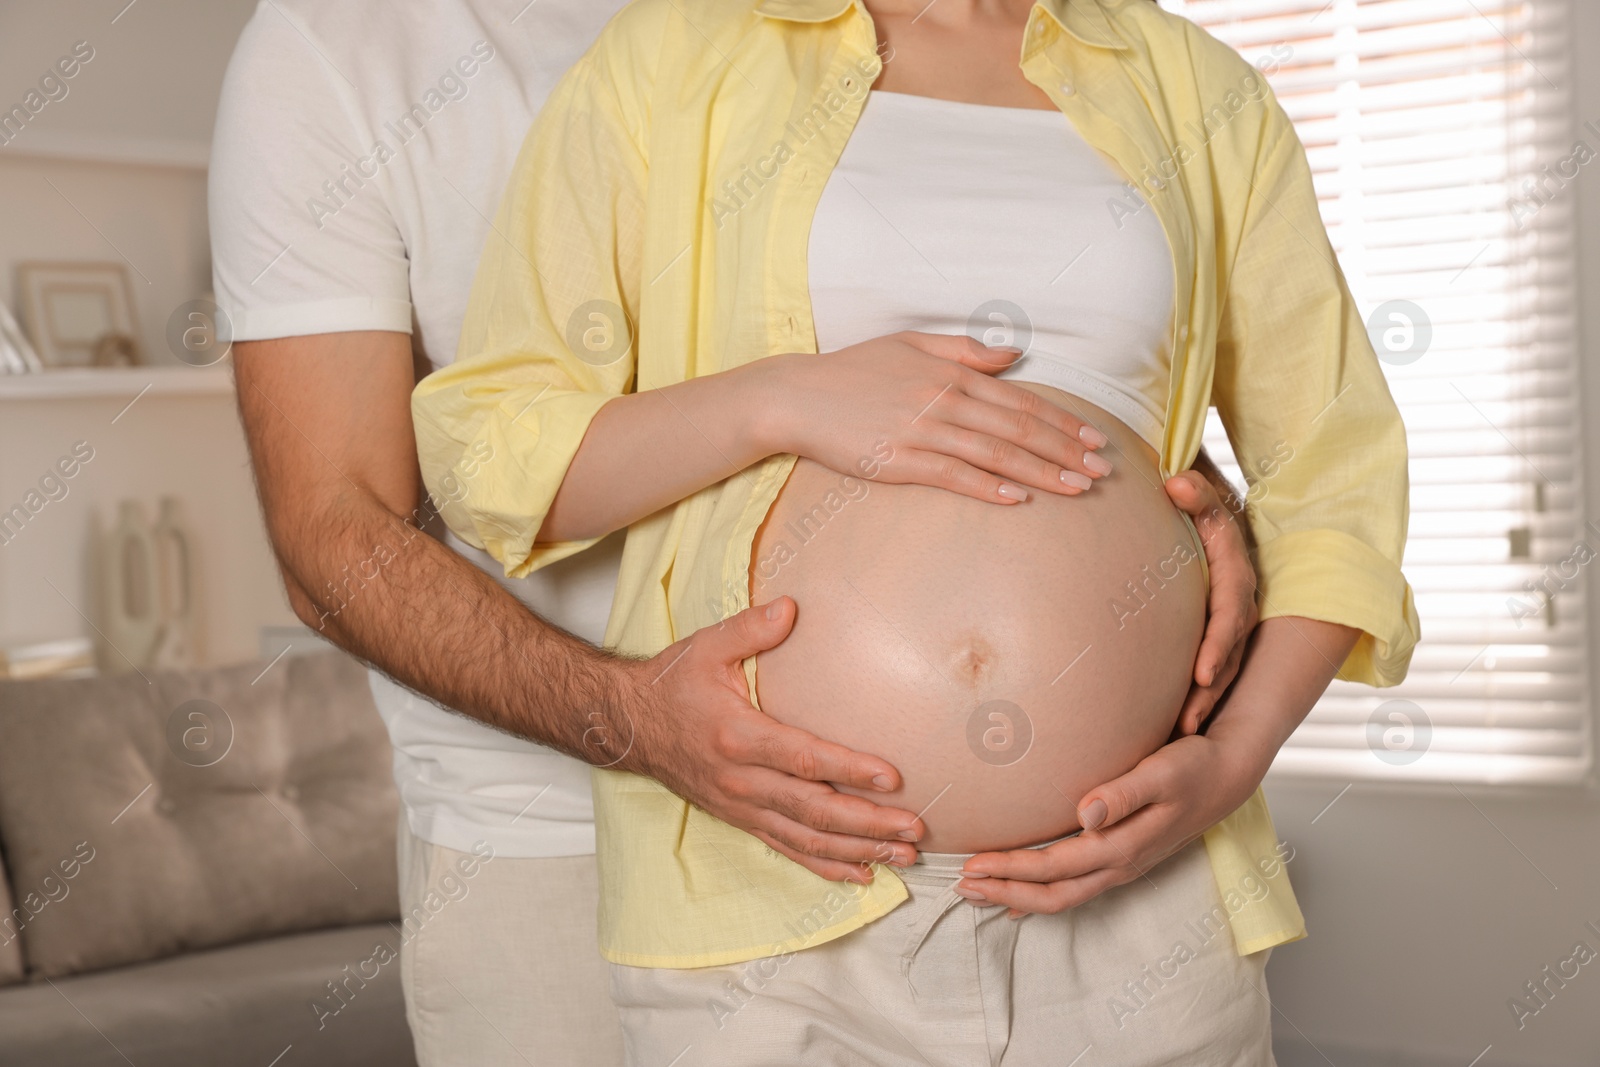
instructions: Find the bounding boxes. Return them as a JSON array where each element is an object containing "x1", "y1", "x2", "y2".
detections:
[
  {"x1": 0, "y1": 299, "x2": 42, "y2": 373},
  {"x1": 16, "y1": 261, "x2": 142, "y2": 368}
]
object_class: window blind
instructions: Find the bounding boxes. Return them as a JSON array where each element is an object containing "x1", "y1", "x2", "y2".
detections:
[{"x1": 1160, "y1": 0, "x2": 1589, "y2": 783}]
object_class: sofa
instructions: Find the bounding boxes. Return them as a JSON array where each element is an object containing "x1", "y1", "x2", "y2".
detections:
[{"x1": 0, "y1": 651, "x2": 416, "y2": 1067}]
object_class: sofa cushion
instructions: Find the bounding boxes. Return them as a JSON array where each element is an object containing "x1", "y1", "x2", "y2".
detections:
[
  {"x1": 0, "y1": 652, "x2": 399, "y2": 979},
  {"x1": 0, "y1": 921, "x2": 414, "y2": 1067},
  {"x1": 0, "y1": 847, "x2": 22, "y2": 986}
]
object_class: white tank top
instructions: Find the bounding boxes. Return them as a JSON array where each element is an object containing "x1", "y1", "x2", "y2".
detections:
[{"x1": 808, "y1": 90, "x2": 1176, "y2": 449}]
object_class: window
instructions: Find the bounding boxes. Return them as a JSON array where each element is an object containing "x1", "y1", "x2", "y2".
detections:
[{"x1": 1161, "y1": 0, "x2": 1589, "y2": 783}]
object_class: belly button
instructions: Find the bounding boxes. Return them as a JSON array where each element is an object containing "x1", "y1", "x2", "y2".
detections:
[{"x1": 951, "y1": 634, "x2": 997, "y2": 686}]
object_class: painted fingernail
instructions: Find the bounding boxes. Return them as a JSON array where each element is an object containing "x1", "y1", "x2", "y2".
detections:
[
  {"x1": 872, "y1": 774, "x2": 894, "y2": 791},
  {"x1": 959, "y1": 870, "x2": 988, "y2": 879},
  {"x1": 1078, "y1": 425, "x2": 1109, "y2": 449},
  {"x1": 989, "y1": 345, "x2": 1023, "y2": 355},
  {"x1": 954, "y1": 885, "x2": 988, "y2": 902},
  {"x1": 1079, "y1": 798, "x2": 1108, "y2": 831},
  {"x1": 897, "y1": 829, "x2": 919, "y2": 842},
  {"x1": 1060, "y1": 470, "x2": 1092, "y2": 491},
  {"x1": 766, "y1": 599, "x2": 783, "y2": 620},
  {"x1": 1082, "y1": 452, "x2": 1114, "y2": 477},
  {"x1": 997, "y1": 483, "x2": 1029, "y2": 502}
]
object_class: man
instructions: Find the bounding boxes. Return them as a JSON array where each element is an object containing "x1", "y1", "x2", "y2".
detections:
[{"x1": 209, "y1": 1, "x2": 1260, "y2": 1063}]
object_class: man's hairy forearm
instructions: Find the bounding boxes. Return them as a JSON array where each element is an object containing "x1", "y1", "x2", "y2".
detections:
[
  {"x1": 234, "y1": 332, "x2": 631, "y2": 765},
  {"x1": 273, "y1": 487, "x2": 623, "y2": 762}
]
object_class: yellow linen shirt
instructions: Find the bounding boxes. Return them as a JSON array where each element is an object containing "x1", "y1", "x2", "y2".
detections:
[{"x1": 412, "y1": 0, "x2": 1419, "y2": 967}]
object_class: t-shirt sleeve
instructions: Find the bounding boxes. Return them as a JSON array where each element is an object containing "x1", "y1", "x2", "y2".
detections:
[{"x1": 208, "y1": 5, "x2": 412, "y2": 341}]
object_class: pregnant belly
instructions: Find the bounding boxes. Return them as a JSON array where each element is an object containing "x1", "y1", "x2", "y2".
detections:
[{"x1": 750, "y1": 386, "x2": 1207, "y2": 854}]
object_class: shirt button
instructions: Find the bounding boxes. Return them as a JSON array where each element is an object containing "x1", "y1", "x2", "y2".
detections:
[
  {"x1": 1150, "y1": 176, "x2": 1167, "y2": 190},
  {"x1": 1059, "y1": 82, "x2": 1075, "y2": 97},
  {"x1": 1032, "y1": 20, "x2": 1046, "y2": 37},
  {"x1": 1178, "y1": 325, "x2": 1190, "y2": 343}
]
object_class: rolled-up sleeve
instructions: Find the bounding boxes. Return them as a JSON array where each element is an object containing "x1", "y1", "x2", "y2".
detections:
[
  {"x1": 411, "y1": 30, "x2": 650, "y2": 579},
  {"x1": 1211, "y1": 100, "x2": 1420, "y2": 687}
]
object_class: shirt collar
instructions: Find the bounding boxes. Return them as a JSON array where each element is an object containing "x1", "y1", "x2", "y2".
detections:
[{"x1": 752, "y1": 0, "x2": 1131, "y2": 51}]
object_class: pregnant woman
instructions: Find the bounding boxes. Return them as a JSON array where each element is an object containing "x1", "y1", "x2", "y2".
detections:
[{"x1": 414, "y1": 0, "x2": 1418, "y2": 1062}]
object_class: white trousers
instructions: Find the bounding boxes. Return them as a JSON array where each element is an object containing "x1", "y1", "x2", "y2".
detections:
[
  {"x1": 610, "y1": 840, "x2": 1274, "y2": 1067},
  {"x1": 396, "y1": 819, "x2": 624, "y2": 1067}
]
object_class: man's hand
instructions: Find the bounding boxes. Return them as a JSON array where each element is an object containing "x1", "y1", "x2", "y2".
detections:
[
  {"x1": 608, "y1": 597, "x2": 924, "y2": 884},
  {"x1": 1165, "y1": 465, "x2": 1258, "y2": 735},
  {"x1": 957, "y1": 616, "x2": 1359, "y2": 916},
  {"x1": 235, "y1": 331, "x2": 918, "y2": 884}
]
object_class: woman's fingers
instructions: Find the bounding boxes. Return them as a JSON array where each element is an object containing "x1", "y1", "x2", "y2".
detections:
[
  {"x1": 971, "y1": 865, "x2": 1132, "y2": 915},
  {"x1": 887, "y1": 449, "x2": 1034, "y2": 504},
  {"x1": 894, "y1": 330, "x2": 1021, "y2": 373},
  {"x1": 959, "y1": 369, "x2": 1108, "y2": 452},
  {"x1": 1175, "y1": 683, "x2": 1219, "y2": 736},
  {"x1": 937, "y1": 393, "x2": 1108, "y2": 489}
]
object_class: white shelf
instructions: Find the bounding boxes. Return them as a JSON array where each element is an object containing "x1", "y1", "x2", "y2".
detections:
[
  {"x1": 0, "y1": 130, "x2": 211, "y2": 171},
  {"x1": 0, "y1": 366, "x2": 233, "y2": 400}
]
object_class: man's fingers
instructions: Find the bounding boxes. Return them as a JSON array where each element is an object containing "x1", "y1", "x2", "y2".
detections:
[
  {"x1": 736, "y1": 762, "x2": 926, "y2": 843},
  {"x1": 750, "y1": 830, "x2": 875, "y2": 884},
  {"x1": 750, "y1": 810, "x2": 918, "y2": 869},
  {"x1": 1163, "y1": 469, "x2": 1212, "y2": 515},
  {"x1": 737, "y1": 715, "x2": 907, "y2": 794},
  {"x1": 700, "y1": 596, "x2": 797, "y2": 663}
]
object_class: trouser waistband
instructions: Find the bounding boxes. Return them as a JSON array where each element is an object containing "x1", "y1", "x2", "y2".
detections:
[{"x1": 897, "y1": 831, "x2": 1080, "y2": 887}]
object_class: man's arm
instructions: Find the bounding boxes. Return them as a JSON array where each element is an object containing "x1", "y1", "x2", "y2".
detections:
[{"x1": 234, "y1": 331, "x2": 923, "y2": 881}]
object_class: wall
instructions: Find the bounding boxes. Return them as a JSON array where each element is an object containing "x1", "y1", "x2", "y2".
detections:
[
  {"x1": 0, "y1": 0, "x2": 259, "y2": 361},
  {"x1": 0, "y1": 382, "x2": 294, "y2": 668},
  {"x1": 0, "y1": 0, "x2": 295, "y2": 667},
  {"x1": 0, "y1": 0, "x2": 254, "y2": 162},
  {"x1": 1265, "y1": 4, "x2": 1600, "y2": 1065}
]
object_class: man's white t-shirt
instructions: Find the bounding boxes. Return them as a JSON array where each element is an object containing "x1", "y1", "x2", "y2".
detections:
[{"x1": 210, "y1": 0, "x2": 627, "y2": 857}]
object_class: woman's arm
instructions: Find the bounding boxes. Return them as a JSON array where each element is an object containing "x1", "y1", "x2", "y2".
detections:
[
  {"x1": 539, "y1": 332, "x2": 1115, "y2": 543},
  {"x1": 953, "y1": 81, "x2": 1415, "y2": 915}
]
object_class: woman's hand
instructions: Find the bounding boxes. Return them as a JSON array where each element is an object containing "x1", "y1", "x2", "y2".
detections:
[
  {"x1": 955, "y1": 617, "x2": 1359, "y2": 916},
  {"x1": 755, "y1": 331, "x2": 1113, "y2": 505},
  {"x1": 1164, "y1": 468, "x2": 1259, "y2": 735},
  {"x1": 954, "y1": 731, "x2": 1262, "y2": 916}
]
